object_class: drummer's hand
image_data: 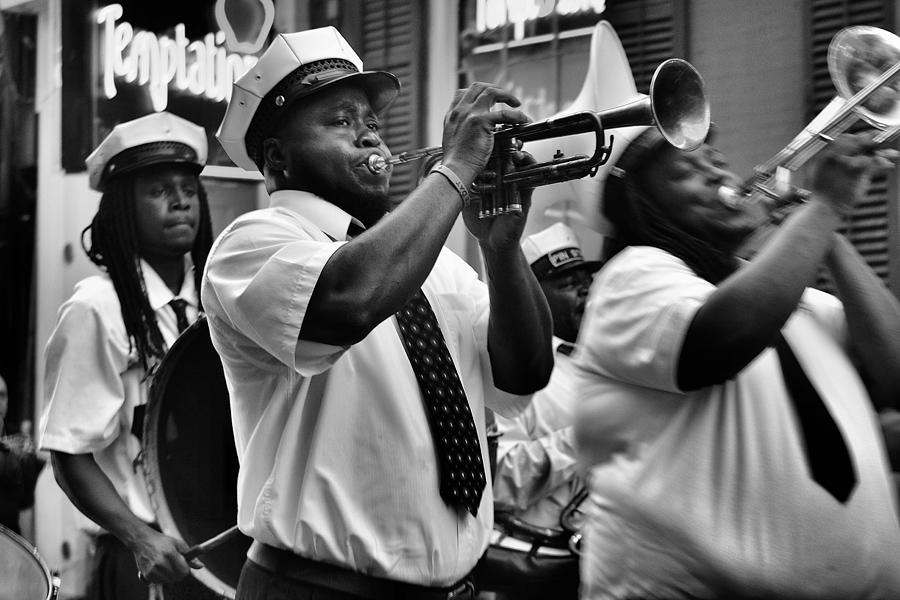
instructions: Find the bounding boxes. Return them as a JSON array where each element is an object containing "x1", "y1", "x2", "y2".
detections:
[
  {"x1": 134, "y1": 530, "x2": 201, "y2": 584},
  {"x1": 440, "y1": 82, "x2": 531, "y2": 184}
]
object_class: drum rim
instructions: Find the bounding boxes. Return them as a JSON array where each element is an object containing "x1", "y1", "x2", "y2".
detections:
[
  {"x1": 0, "y1": 523, "x2": 54, "y2": 600},
  {"x1": 143, "y1": 316, "x2": 238, "y2": 599}
]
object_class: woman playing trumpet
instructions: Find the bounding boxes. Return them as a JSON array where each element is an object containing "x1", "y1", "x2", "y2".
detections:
[{"x1": 571, "y1": 125, "x2": 900, "y2": 599}]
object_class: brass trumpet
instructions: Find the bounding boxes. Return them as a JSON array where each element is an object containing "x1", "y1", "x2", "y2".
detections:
[
  {"x1": 720, "y1": 25, "x2": 900, "y2": 209},
  {"x1": 367, "y1": 58, "x2": 711, "y2": 218}
]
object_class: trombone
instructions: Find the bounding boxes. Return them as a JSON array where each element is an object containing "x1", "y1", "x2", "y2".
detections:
[
  {"x1": 367, "y1": 58, "x2": 712, "y2": 218},
  {"x1": 721, "y1": 25, "x2": 900, "y2": 209}
]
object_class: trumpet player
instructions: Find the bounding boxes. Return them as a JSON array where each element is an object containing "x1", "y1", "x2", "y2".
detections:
[
  {"x1": 572, "y1": 127, "x2": 900, "y2": 599},
  {"x1": 205, "y1": 26, "x2": 552, "y2": 599}
]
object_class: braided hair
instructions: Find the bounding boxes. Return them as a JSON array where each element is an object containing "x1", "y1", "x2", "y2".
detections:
[
  {"x1": 602, "y1": 129, "x2": 739, "y2": 285},
  {"x1": 81, "y1": 174, "x2": 213, "y2": 371}
]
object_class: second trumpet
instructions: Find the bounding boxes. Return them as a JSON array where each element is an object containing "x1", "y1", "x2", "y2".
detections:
[{"x1": 367, "y1": 58, "x2": 712, "y2": 218}]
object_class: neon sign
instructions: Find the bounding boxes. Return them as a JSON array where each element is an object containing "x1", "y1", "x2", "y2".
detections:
[
  {"x1": 97, "y1": 3, "x2": 260, "y2": 112},
  {"x1": 476, "y1": 0, "x2": 607, "y2": 41}
]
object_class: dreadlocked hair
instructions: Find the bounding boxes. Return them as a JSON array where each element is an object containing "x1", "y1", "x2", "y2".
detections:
[
  {"x1": 602, "y1": 129, "x2": 739, "y2": 286},
  {"x1": 81, "y1": 176, "x2": 214, "y2": 371},
  {"x1": 617, "y1": 179, "x2": 738, "y2": 285}
]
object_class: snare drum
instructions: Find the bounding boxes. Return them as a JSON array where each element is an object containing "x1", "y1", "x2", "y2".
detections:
[{"x1": 0, "y1": 524, "x2": 59, "y2": 600}]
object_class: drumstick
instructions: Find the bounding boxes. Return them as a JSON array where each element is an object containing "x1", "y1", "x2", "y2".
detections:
[{"x1": 183, "y1": 525, "x2": 243, "y2": 561}]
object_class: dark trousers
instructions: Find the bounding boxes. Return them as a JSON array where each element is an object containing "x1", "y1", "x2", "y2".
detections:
[
  {"x1": 236, "y1": 542, "x2": 477, "y2": 600},
  {"x1": 88, "y1": 533, "x2": 226, "y2": 600},
  {"x1": 236, "y1": 559, "x2": 369, "y2": 600}
]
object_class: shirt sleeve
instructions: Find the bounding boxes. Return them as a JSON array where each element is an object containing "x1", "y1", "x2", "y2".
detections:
[
  {"x1": 434, "y1": 249, "x2": 532, "y2": 417},
  {"x1": 574, "y1": 247, "x2": 716, "y2": 393},
  {"x1": 799, "y1": 287, "x2": 848, "y2": 347},
  {"x1": 492, "y1": 403, "x2": 578, "y2": 511},
  {"x1": 40, "y1": 287, "x2": 132, "y2": 454},
  {"x1": 203, "y1": 210, "x2": 347, "y2": 375}
]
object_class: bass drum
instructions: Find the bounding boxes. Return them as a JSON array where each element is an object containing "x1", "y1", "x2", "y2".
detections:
[
  {"x1": 143, "y1": 316, "x2": 251, "y2": 599},
  {"x1": 0, "y1": 524, "x2": 59, "y2": 600}
]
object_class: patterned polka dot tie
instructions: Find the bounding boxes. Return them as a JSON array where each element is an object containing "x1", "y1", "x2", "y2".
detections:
[{"x1": 395, "y1": 289, "x2": 486, "y2": 516}]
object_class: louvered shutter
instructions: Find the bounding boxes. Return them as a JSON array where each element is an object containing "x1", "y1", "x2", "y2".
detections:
[
  {"x1": 356, "y1": 1, "x2": 427, "y2": 207},
  {"x1": 808, "y1": 0, "x2": 896, "y2": 290},
  {"x1": 605, "y1": 0, "x2": 684, "y2": 94}
]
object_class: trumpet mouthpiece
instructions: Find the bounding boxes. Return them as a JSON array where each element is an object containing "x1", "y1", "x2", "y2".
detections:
[
  {"x1": 367, "y1": 154, "x2": 389, "y2": 174},
  {"x1": 717, "y1": 185, "x2": 743, "y2": 208}
]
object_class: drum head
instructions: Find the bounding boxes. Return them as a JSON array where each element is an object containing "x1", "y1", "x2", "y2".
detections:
[
  {"x1": 144, "y1": 317, "x2": 251, "y2": 598},
  {"x1": 0, "y1": 524, "x2": 52, "y2": 600}
]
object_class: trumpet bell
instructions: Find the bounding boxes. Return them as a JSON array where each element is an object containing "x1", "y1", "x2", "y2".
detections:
[
  {"x1": 599, "y1": 59, "x2": 711, "y2": 152},
  {"x1": 650, "y1": 59, "x2": 711, "y2": 151},
  {"x1": 830, "y1": 25, "x2": 900, "y2": 127}
]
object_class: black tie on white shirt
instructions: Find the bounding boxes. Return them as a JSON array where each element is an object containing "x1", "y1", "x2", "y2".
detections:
[
  {"x1": 169, "y1": 298, "x2": 190, "y2": 334},
  {"x1": 774, "y1": 334, "x2": 857, "y2": 503},
  {"x1": 395, "y1": 289, "x2": 487, "y2": 516}
]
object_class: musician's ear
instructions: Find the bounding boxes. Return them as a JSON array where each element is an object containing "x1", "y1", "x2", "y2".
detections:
[{"x1": 262, "y1": 137, "x2": 286, "y2": 172}]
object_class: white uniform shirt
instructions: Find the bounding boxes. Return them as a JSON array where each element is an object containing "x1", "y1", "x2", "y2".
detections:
[
  {"x1": 573, "y1": 246, "x2": 900, "y2": 600},
  {"x1": 201, "y1": 190, "x2": 529, "y2": 587},
  {"x1": 40, "y1": 260, "x2": 199, "y2": 531},
  {"x1": 493, "y1": 338, "x2": 581, "y2": 530}
]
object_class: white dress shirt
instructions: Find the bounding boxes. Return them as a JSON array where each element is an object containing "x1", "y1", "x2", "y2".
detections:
[
  {"x1": 573, "y1": 246, "x2": 900, "y2": 600},
  {"x1": 201, "y1": 190, "x2": 529, "y2": 586},
  {"x1": 40, "y1": 259, "x2": 198, "y2": 531},
  {"x1": 493, "y1": 338, "x2": 582, "y2": 530}
]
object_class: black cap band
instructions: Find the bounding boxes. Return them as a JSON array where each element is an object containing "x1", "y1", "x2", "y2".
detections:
[
  {"x1": 245, "y1": 58, "x2": 360, "y2": 168},
  {"x1": 530, "y1": 246, "x2": 586, "y2": 280},
  {"x1": 101, "y1": 141, "x2": 200, "y2": 190}
]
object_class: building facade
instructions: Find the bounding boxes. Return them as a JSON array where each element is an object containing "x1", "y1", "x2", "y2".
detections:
[{"x1": 0, "y1": 0, "x2": 897, "y2": 596}]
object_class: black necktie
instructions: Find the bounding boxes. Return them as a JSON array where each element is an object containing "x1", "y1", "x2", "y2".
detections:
[
  {"x1": 557, "y1": 342, "x2": 576, "y2": 357},
  {"x1": 169, "y1": 298, "x2": 190, "y2": 334},
  {"x1": 395, "y1": 289, "x2": 486, "y2": 516},
  {"x1": 775, "y1": 334, "x2": 857, "y2": 503}
]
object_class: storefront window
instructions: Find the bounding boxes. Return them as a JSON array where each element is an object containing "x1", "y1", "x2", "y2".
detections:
[
  {"x1": 62, "y1": 0, "x2": 275, "y2": 172},
  {"x1": 459, "y1": 0, "x2": 685, "y2": 120}
]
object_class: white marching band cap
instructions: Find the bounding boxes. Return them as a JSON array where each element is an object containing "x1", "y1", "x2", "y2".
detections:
[
  {"x1": 521, "y1": 222, "x2": 603, "y2": 280},
  {"x1": 85, "y1": 111, "x2": 208, "y2": 192},
  {"x1": 217, "y1": 26, "x2": 401, "y2": 171}
]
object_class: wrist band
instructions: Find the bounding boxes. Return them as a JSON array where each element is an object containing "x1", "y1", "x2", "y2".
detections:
[{"x1": 430, "y1": 164, "x2": 471, "y2": 208}]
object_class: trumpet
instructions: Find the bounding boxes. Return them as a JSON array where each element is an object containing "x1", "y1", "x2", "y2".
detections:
[
  {"x1": 720, "y1": 25, "x2": 900, "y2": 209},
  {"x1": 367, "y1": 58, "x2": 712, "y2": 218}
]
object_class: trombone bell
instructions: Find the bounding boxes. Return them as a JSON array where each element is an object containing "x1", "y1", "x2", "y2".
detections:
[{"x1": 830, "y1": 25, "x2": 900, "y2": 127}]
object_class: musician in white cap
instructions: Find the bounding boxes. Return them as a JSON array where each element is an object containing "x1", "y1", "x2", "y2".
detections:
[
  {"x1": 203, "y1": 26, "x2": 553, "y2": 599},
  {"x1": 572, "y1": 124, "x2": 900, "y2": 598},
  {"x1": 40, "y1": 112, "x2": 215, "y2": 599},
  {"x1": 480, "y1": 222, "x2": 600, "y2": 599}
]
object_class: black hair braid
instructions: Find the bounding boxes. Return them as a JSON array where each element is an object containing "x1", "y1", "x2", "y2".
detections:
[
  {"x1": 621, "y1": 178, "x2": 739, "y2": 285},
  {"x1": 190, "y1": 184, "x2": 213, "y2": 311},
  {"x1": 81, "y1": 178, "x2": 166, "y2": 370},
  {"x1": 80, "y1": 176, "x2": 214, "y2": 371}
]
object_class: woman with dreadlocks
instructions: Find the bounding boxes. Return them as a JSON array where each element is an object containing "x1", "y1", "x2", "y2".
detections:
[
  {"x1": 39, "y1": 112, "x2": 214, "y2": 600},
  {"x1": 569, "y1": 127, "x2": 900, "y2": 599}
]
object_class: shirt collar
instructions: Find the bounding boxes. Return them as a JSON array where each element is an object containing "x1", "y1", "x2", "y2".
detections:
[
  {"x1": 141, "y1": 257, "x2": 197, "y2": 311},
  {"x1": 269, "y1": 190, "x2": 366, "y2": 241},
  {"x1": 552, "y1": 336, "x2": 576, "y2": 356}
]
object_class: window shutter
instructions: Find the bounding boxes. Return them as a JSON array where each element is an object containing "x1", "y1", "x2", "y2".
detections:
[
  {"x1": 807, "y1": 0, "x2": 895, "y2": 289},
  {"x1": 357, "y1": 1, "x2": 427, "y2": 207},
  {"x1": 605, "y1": 0, "x2": 684, "y2": 94}
]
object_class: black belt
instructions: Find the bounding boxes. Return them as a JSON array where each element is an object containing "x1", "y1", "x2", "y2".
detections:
[{"x1": 247, "y1": 541, "x2": 476, "y2": 600}]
